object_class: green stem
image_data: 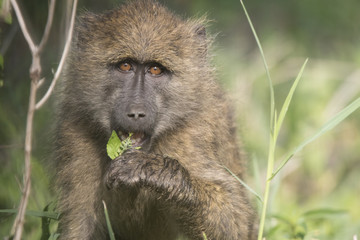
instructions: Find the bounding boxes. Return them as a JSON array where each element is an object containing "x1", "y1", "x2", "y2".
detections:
[
  {"x1": 258, "y1": 134, "x2": 276, "y2": 240},
  {"x1": 258, "y1": 179, "x2": 271, "y2": 240}
]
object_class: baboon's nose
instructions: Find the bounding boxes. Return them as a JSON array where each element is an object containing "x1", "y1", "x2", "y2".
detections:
[{"x1": 127, "y1": 105, "x2": 146, "y2": 120}]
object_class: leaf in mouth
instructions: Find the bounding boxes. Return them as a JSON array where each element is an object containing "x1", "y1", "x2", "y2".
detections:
[{"x1": 106, "y1": 131, "x2": 141, "y2": 160}]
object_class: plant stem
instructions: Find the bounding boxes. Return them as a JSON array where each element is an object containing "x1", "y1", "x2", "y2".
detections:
[
  {"x1": 12, "y1": 73, "x2": 38, "y2": 240},
  {"x1": 237, "y1": 1, "x2": 278, "y2": 239},
  {"x1": 9, "y1": 0, "x2": 78, "y2": 239},
  {"x1": 258, "y1": 134, "x2": 276, "y2": 240}
]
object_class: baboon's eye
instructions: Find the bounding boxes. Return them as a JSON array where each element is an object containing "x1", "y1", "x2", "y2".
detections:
[
  {"x1": 118, "y1": 62, "x2": 132, "y2": 72},
  {"x1": 148, "y1": 66, "x2": 162, "y2": 76}
]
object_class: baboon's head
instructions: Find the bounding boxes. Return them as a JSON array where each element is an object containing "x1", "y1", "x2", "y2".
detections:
[{"x1": 64, "y1": 0, "x2": 214, "y2": 149}]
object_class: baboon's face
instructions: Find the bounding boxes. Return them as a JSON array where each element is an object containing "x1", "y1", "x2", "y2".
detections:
[
  {"x1": 68, "y1": 5, "x2": 209, "y2": 149},
  {"x1": 109, "y1": 59, "x2": 172, "y2": 149}
]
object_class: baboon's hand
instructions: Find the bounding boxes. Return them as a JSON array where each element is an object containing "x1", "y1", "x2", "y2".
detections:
[{"x1": 105, "y1": 150, "x2": 191, "y2": 199}]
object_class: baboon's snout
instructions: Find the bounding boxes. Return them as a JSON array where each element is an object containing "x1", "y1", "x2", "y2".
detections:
[{"x1": 126, "y1": 104, "x2": 147, "y2": 121}]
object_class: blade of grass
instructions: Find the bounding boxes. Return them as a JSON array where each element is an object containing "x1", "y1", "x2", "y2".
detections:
[
  {"x1": 224, "y1": 166, "x2": 263, "y2": 203},
  {"x1": 0, "y1": 209, "x2": 60, "y2": 220},
  {"x1": 270, "y1": 214, "x2": 294, "y2": 227},
  {"x1": 48, "y1": 233, "x2": 60, "y2": 240},
  {"x1": 239, "y1": 0, "x2": 275, "y2": 133},
  {"x1": 301, "y1": 208, "x2": 347, "y2": 219},
  {"x1": 238, "y1": 2, "x2": 277, "y2": 239},
  {"x1": 274, "y1": 59, "x2": 308, "y2": 137},
  {"x1": 40, "y1": 204, "x2": 51, "y2": 240},
  {"x1": 270, "y1": 96, "x2": 360, "y2": 180},
  {"x1": 102, "y1": 200, "x2": 116, "y2": 240},
  {"x1": 258, "y1": 135, "x2": 276, "y2": 240}
]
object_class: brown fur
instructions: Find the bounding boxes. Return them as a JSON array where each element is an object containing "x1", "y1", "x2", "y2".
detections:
[{"x1": 55, "y1": 0, "x2": 257, "y2": 239}]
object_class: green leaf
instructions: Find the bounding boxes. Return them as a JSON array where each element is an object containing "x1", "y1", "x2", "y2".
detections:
[
  {"x1": 224, "y1": 165, "x2": 263, "y2": 203},
  {"x1": 41, "y1": 205, "x2": 51, "y2": 240},
  {"x1": 118, "y1": 132, "x2": 133, "y2": 156},
  {"x1": 239, "y1": 0, "x2": 275, "y2": 133},
  {"x1": 106, "y1": 131, "x2": 141, "y2": 159},
  {"x1": 48, "y1": 233, "x2": 60, "y2": 240},
  {"x1": 0, "y1": 209, "x2": 60, "y2": 220},
  {"x1": 107, "y1": 130, "x2": 122, "y2": 160},
  {"x1": 270, "y1": 214, "x2": 294, "y2": 226},
  {"x1": 238, "y1": 1, "x2": 276, "y2": 239},
  {"x1": 103, "y1": 201, "x2": 116, "y2": 240},
  {"x1": 302, "y1": 208, "x2": 347, "y2": 219},
  {"x1": 274, "y1": 59, "x2": 308, "y2": 138},
  {"x1": 270, "y1": 96, "x2": 360, "y2": 180}
]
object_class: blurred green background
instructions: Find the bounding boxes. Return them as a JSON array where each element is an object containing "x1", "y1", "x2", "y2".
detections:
[{"x1": 1, "y1": 0, "x2": 359, "y2": 239}]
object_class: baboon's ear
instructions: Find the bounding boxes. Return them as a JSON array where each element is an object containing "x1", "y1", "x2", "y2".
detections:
[
  {"x1": 195, "y1": 25, "x2": 207, "y2": 39},
  {"x1": 194, "y1": 24, "x2": 208, "y2": 56}
]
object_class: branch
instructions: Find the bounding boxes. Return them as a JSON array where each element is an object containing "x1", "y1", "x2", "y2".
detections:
[
  {"x1": 9, "y1": 1, "x2": 78, "y2": 239},
  {"x1": 35, "y1": 0, "x2": 78, "y2": 110},
  {"x1": 11, "y1": 80, "x2": 37, "y2": 240},
  {"x1": 10, "y1": 0, "x2": 36, "y2": 53},
  {"x1": 38, "y1": 0, "x2": 57, "y2": 54},
  {"x1": 9, "y1": 1, "x2": 38, "y2": 239}
]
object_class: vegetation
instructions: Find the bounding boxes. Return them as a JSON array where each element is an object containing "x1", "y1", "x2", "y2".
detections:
[
  {"x1": 1, "y1": 0, "x2": 359, "y2": 239},
  {"x1": 107, "y1": 131, "x2": 141, "y2": 160}
]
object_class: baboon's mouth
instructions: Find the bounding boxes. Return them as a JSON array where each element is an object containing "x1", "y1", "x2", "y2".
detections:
[{"x1": 118, "y1": 131, "x2": 149, "y2": 148}]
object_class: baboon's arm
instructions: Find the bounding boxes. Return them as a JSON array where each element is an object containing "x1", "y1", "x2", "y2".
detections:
[{"x1": 106, "y1": 150, "x2": 254, "y2": 240}]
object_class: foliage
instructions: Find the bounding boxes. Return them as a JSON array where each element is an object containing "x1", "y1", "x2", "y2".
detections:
[
  {"x1": 238, "y1": 1, "x2": 359, "y2": 239},
  {"x1": 1, "y1": 0, "x2": 359, "y2": 239},
  {"x1": 107, "y1": 131, "x2": 141, "y2": 160},
  {"x1": 103, "y1": 201, "x2": 116, "y2": 240},
  {"x1": 0, "y1": 203, "x2": 59, "y2": 239}
]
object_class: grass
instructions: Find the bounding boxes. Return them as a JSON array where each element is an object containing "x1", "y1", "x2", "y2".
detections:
[
  {"x1": 237, "y1": 0, "x2": 360, "y2": 239},
  {"x1": 103, "y1": 201, "x2": 116, "y2": 240}
]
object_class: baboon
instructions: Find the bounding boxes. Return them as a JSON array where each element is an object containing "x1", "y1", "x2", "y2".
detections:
[{"x1": 55, "y1": 0, "x2": 257, "y2": 239}]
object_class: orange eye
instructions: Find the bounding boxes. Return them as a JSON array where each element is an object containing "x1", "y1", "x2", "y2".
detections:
[
  {"x1": 149, "y1": 66, "x2": 162, "y2": 75},
  {"x1": 119, "y1": 62, "x2": 132, "y2": 71}
]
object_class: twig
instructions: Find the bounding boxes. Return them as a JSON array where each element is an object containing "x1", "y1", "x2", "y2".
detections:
[
  {"x1": 36, "y1": 0, "x2": 78, "y2": 110},
  {"x1": 9, "y1": 1, "x2": 39, "y2": 239},
  {"x1": 38, "y1": 0, "x2": 56, "y2": 54},
  {"x1": 9, "y1": 0, "x2": 78, "y2": 239},
  {"x1": 9, "y1": 0, "x2": 36, "y2": 53},
  {"x1": 11, "y1": 75, "x2": 37, "y2": 240}
]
